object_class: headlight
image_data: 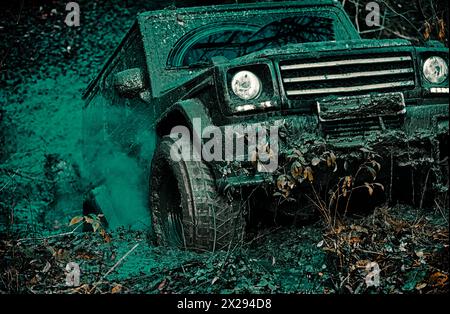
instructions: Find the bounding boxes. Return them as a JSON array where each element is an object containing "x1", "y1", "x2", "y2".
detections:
[
  {"x1": 231, "y1": 71, "x2": 262, "y2": 100},
  {"x1": 423, "y1": 56, "x2": 448, "y2": 84}
]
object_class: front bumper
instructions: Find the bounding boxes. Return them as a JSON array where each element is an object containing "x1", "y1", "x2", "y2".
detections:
[{"x1": 214, "y1": 101, "x2": 448, "y2": 196}]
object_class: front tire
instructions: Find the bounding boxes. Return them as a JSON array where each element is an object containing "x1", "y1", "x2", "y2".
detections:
[{"x1": 150, "y1": 136, "x2": 244, "y2": 252}]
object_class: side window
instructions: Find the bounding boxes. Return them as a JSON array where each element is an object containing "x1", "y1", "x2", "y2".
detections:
[
  {"x1": 243, "y1": 16, "x2": 335, "y2": 55},
  {"x1": 169, "y1": 24, "x2": 259, "y2": 67},
  {"x1": 180, "y1": 28, "x2": 257, "y2": 66}
]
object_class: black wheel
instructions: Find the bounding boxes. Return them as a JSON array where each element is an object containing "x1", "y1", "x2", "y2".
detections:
[{"x1": 150, "y1": 136, "x2": 245, "y2": 252}]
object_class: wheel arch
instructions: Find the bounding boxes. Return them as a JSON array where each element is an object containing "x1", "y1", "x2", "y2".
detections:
[{"x1": 155, "y1": 98, "x2": 213, "y2": 137}]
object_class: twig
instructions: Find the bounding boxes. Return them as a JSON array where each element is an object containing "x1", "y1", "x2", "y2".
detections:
[
  {"x1": 359, "y1": 27, "x2": 385, "y2": 34},
  {"x1": 0, "y1": 167, "x2": 53, "y2": 183},
  {"x1": 355, "y1": 0, "x2": 360, "y2": 33},
  {"x1": 89, "y1": 243, "x2": 140, "y2": 293},
  {"x1": 378, "y1": 0, "x2": 425, "y2": 40},
  {"x1": 16, "y1": 223, "x2": 83, "y2": 243},
  {"x1": 383, "y1": 27, "x2": 419, "y2": 41},
  {"x1": 355, "y1": 248, "x2": 386, "y2": 256},
  {"x1": 389, "y1": 152, "x2": 393, "y2": 203},
  {"x1": 434, "y1": 199, "x2": 449, "y2": 225},
  {"x1": 419, "y1": 168, "x2": 431, "y2": 209}
]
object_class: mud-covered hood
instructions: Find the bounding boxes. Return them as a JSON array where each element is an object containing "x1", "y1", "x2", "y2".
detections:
[{"x1": 234, "y1": 39, "x2": 414, "y2": 62}]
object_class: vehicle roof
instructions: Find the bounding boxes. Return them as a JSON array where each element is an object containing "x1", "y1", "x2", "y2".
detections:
[
  {"x1": 138, "y1": 0, "x2": 339, "y2": 19},
  {"x1": 83, "y1": 0, "x2": 342, "y2": 100}
]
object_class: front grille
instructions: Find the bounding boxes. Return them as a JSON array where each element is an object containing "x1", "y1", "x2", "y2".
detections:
[
  {"x1": 280, "y1": 52, "x2": 416, "y2": 99},
  {"x1": 321, "y1": 115, "x2": 404, "y2": 138}
]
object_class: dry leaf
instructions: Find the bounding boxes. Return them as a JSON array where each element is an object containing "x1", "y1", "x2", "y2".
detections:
[
  {"x1": 423, "y1": 21, "x2": 431, "y2": 40},
  {"x1": 429, "y1": 272, "x2": 448, "y2": 287},
  {"x1": 311, "y1": 157, "x2": 321, "y2": 166},
  {"x1": 365, "y1": 183, "x2": 374, "y2": 196},
  {"x1": 356, "y1": 259, "x2": 370, "y2": 267},
  {"x1": 365, "y1": 262, "x2": 380, "y2": 288},
  {"x1": 277, "y1": 175, "x2": 288, "y2": 191},
  {"x1": 329, "y1": 152, "x2": 336, "y2": 165},
  {"x1": 371, "y1": 160, "x2": 381, "y2": 172},
  {"x1": 438, "y1": 19, "x2": 446, "y2": 42},
  {"x1": 303, "y1": 167, "x2": 314, "y2": 182},
  {"x1": 100, "y1": 229, "x2": 111, "y2": 243},
  {"x1": 416, "y1": 282, "x2": 427, "y2": 290},
  {"x1": 158, "y1": 278, "x2": 167, "y2": 291},
  {"x1": 111, "y1": 284, "x2": 122, "y2": 294},
  {"x1": 290, "y1": 161, "x2": 303, "y2": 179},
  {"x1": 92, "y1": 221, "x2": 100, "y2": 232},
  {"x1": 344, "y1": 176, "x2": 352, "y2": 188},
  {"x1": 69, "y1": 216, "x2": 84, "y2": 226}
]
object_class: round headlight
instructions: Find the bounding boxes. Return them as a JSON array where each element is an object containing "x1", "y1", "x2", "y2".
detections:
[
  {"x1": 231, "y1": 71, "x2": 262, "y2": 100},
  {"x1": 423, "y1": 56, "x2": 448, "y2": 84}
]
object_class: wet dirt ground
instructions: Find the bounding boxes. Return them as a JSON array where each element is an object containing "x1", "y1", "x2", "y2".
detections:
[{"x1": 0, "y1": 0, "x2": 448, "y2": 294}]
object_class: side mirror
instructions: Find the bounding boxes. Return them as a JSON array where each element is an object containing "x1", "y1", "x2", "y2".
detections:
[{"x1": 113, "y1": 68, "x2": 146, "y2": 98}]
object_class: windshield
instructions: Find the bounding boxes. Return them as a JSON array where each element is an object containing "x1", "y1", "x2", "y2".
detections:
[{"x1": 171, "y1": 15, "x2": 336, "y2": 67}]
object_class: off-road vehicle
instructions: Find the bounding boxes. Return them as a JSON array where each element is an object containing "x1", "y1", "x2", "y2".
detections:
[{"x1": 83, "y1": 0, "x2": 449, "y2": 251}]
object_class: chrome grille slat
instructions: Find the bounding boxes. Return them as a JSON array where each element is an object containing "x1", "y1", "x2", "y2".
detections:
[
  {"x1": 283, "y1": 68, "x2": 413, "y2": 83},
  {"x1": 286, "y1": 80, "x2": 415, "y2": 96},
  {"x1": 280, "y1": 56, "x2": 412, "y2": 71}
]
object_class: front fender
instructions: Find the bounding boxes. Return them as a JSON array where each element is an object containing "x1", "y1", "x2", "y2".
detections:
[{"x1": 155, "y1": 98, "x2": 213, "y2": 137}]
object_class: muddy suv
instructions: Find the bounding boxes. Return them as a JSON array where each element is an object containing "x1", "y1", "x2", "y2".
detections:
[{"x1": 83, "y1": 0, "x2": 449, "y2": 251}]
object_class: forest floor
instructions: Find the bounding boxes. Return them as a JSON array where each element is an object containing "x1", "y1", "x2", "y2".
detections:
[
  {"x1": 0, "y1": 205, "x2": 448, "y2": 294},
  {"x1": 1, "y1": 0, "x2": 448, "y2": 294}
]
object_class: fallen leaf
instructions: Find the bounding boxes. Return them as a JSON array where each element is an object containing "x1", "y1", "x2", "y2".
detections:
[
  {"x1": 111, "y1": 284, "x2": 122, "y2": 294},
  {"x1": 416, "y1": 282, "x2": 427, "y2": 290},
  {"x1": 349, "y1": 236, "x2": 362, "y2": 244},
  {"x1": 158, "y1": 278, "x2": 167, "y2": 291},
  {"x1": 365, "y1": 262, "x2": 380, "y2": 288},
  {"x1": 356, "y1": 259, "x2": 370, "y2": 267},
  {"x1": 69, "y1": 216, "x2": 83, "y2": 226},
  {"x1": 429, "y1": 272, "x2": 448, "y2": 287}
]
